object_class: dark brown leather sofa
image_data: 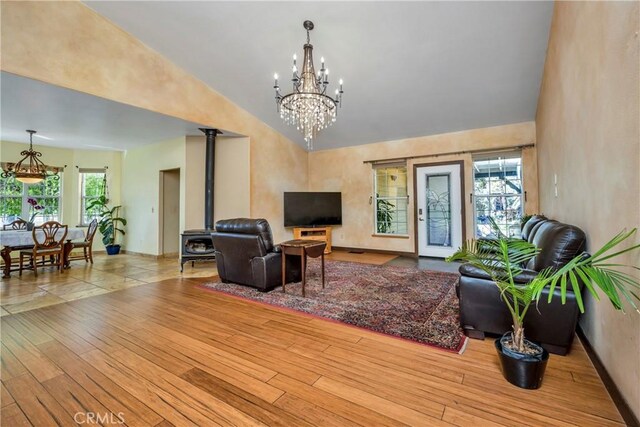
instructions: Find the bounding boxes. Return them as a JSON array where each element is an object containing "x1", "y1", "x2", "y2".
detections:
[
  {"x1": 211, "y1": 218, "x2": 301, "y2": 291},
  {"x1": 456, "y1": 215, "x2": 587, "y2": 355}
]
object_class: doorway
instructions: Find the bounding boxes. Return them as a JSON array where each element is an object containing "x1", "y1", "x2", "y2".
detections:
[
  {"x1": 159, "y1": 168, "x2": 180, "y2": 256},
  {"x1": 415, "y1": 162, "x2": 464, "y2": 258}
]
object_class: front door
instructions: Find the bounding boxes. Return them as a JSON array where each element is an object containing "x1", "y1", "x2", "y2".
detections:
[{"x1": 416, "y1": 164, "x2": 463, "y2": 258}]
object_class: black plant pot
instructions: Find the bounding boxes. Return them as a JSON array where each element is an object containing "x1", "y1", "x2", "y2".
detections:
[
  {"x1": 105, "y1": 245, "x2": 121, "y2": 255},
  {"x1": 495, "y1": 335, "x2": 549, "y2": 389}
]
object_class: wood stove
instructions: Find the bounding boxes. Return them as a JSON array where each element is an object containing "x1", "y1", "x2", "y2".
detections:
[
  {"x1": 180, "y1": 230, "x2": 215, "y2": 272},
  {"x1": 180, "y1": 128, "x2": 220, "y2": 272}
]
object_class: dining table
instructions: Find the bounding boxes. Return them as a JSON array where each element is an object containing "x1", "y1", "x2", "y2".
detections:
[{"x1": 0, "y1": 227, "x2": 85, "y2": 277}]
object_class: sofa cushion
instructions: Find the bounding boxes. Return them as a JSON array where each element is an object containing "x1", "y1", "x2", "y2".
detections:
[
  {"x1": 215, "y1": 218, "x2": 275, "y2": 253},
  {"x1": 525, "y1": 221, "x2": 586, "y2": 272},
  {"x1": 521, "y1": 215, "x2": 547, "y2": 241}
]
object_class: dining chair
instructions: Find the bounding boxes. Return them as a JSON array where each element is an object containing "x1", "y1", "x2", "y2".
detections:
[
  {"x1": 68, "y1": 218, "x2": 98, "y2": 264},
  {"x1": 19, "y1": 221, "x2": 68, "y2": 276},
  {"x1": 2, "y1": 219, "x2": 28, "y2": 230}
]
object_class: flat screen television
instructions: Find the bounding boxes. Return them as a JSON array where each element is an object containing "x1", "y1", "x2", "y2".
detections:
[{"x1": 284, "y1": 192, "x2": 342, "y2": 227}]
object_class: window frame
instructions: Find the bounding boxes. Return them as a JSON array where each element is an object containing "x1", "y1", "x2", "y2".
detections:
[
  {"x1": 472, "y1": 152, "x2": 524, "y2": 238},
  {"x1": 373, "y1": 163, "x2": 409, "y2": 236},
  {"x1": 0, "y1": 174, "x2": 63, "y2": 227},
  {"x1": 79, "y1": 169, "x2": 107, "y2": 226}
]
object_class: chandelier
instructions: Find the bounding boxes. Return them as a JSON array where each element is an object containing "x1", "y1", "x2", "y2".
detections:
[
  {"x1": 1, "y1": 130, "x2": 60, "y2": 184},
  {"x1": 273, "y1": 20, "x2": 344, "y2": 150}
]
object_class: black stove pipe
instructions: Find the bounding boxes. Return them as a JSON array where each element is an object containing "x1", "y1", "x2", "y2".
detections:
[{"x1": 199, "y1": 128, "x2": 220, "y2": 230}]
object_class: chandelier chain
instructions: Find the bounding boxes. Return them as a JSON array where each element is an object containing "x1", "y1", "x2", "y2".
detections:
[{"x1": 273, "y1": 20, "x2": 344, "y2": 150}]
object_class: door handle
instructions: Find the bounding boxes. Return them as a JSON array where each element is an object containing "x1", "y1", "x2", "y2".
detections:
[{"x1": 418, "y1": 217, "x2": 425, "y2": 222}]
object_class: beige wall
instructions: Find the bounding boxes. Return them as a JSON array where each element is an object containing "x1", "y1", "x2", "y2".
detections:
[
  {"x1": 123, "y1": 135, "x2": 253, "y2": 256},
  {"x1": 0, "y1": 0, "x2": 307, "y2": 244},
  {"x1": 185, "y1": 135, "x2": 251, "y2": 229},
  {"x1": 250, "y1": 130, "x2": 309, "y2": 243},
  {"x1": 121, "y1": 137, "x2": 186, "y2": 255},
  {"x1": 217, "y1": 137, "x2": 251, "y2": 222},
  {"x1": 536, "y1": 1, "x2": 640, "y2": 419},
  {"x1": 0, "y1": 140, "x2": 122, "y2": 252},
  {"x1": 308, "y1": 122, "x2": 538, "y2": 253}
]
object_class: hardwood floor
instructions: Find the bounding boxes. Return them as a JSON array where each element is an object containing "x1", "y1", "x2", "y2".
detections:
[{"x1": 0, "y1": 254, "x2": 625, "y2": 426}]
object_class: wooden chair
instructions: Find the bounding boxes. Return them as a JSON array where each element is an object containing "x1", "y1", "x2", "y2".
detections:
[
  {"x1": 2, "y1": 219, "x2": 27, "y2": 230},
  {"x1": 68, "y1": 219, "x2": 98, "y2": 264},
  {"x1": 19, "y1": 221, "x2": 68, "y2": 277}
]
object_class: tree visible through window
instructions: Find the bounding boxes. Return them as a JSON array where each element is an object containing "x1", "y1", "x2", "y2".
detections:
[
  {"x1": 80, "y1": 170, "x2": 107, "y2": 225},
  {"x1": 0, "y1": 175, "x2": 62, "y2": 227},
  {"x1": 473, "y1": 154, "x2": 523, "y2": 238},
  {"x1": 374, "y1": 165, "x2": 408, "y2": 235}
]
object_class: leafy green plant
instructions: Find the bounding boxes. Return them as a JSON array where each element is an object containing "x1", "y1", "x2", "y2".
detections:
[
  {"x1": 447, "y1": 229, "x2": 640, "y2": 353},
  {"x1": 376, "y1": 196, "x2": 394, "y2": 233},
  {"x1": 86, "y1": 195, "x2": 126, "y2": 247}
]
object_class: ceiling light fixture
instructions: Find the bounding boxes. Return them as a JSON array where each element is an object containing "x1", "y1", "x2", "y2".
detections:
[
  {"x1": 273, "y1": 20, "x2": 344, "y2": 150},
  {"x1": 1, "y1": 130, "x2": 60, "y2": 184}
]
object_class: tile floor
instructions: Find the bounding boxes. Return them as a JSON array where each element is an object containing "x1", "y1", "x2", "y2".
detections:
[{"x1": 1, "y1": 253, "x2": 217, "y2": 315}]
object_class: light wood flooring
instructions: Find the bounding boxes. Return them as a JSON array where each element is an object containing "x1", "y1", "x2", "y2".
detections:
[{"x1": 0, "y1": 253, "x2": 625, "y2": 426}]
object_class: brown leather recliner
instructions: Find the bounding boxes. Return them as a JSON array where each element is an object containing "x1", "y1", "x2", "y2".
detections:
[
  {"x1": 211, "y1": 218, "x2": 301, "y2": 291},
  {"x1": 457, "y1": 215, "x2": 587, "y2": 355}
]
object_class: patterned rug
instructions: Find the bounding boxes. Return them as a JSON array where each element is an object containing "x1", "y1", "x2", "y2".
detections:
[{"x1": 199, "y1": 260, "x2": 467, "y2": 353}]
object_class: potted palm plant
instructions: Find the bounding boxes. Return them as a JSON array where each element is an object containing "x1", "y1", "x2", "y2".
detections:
[
  {"x1": 447, "y1": 225, "x2": 640, "y2": 389},
  {"x1": 86, "y1": 195, "x2": 126, "y2": 255}
]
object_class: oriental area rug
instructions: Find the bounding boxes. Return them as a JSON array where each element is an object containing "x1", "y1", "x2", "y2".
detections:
[{"x1": 199, "y1": 260, "x2": 467, "y2": 353}]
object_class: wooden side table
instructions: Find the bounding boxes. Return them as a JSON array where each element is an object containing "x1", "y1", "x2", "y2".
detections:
[{"x1": 280, "y1": 239, "x2": 327, "y2": 297}]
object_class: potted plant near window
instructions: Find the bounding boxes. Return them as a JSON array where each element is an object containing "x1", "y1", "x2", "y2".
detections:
[
  {"x1": 447, "y1": 225, "x2": 640, "y2": 389},
  {"x1": 86, "y1": 195, "x2": 126, "y2": 255}
]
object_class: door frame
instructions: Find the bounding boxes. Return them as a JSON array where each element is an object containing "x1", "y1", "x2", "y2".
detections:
[
  {"x1": 158, "y1": 168, "x2": 181, "y2": 256},
  {"x1": 413, "y1": 160, "x2": 466, "y2": 257}
]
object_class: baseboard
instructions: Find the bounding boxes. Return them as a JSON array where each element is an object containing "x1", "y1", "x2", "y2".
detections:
[
  {"x1": 332, "y1": 246, "x2": 416, "y2": 258},
  {"x1": 160, "y1": 252, "x2": 179, "y2": 259},
  {"x1": 576, "y1": 325, "x2": 640, "y2": 427},
  {"x1": 120, "y1": 250, "x2": 162, "y2": 259}
]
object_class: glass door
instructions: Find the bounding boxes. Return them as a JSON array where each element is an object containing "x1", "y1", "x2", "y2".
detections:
[{"x1": 416, "y1": 164, "x2": 462, "y2": 258}]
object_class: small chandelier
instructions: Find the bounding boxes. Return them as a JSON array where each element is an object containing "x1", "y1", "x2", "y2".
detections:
[
  {"x1": 1, "y1": 130, "x2": 59, "y2": 184},
  {"x1": 273, "y1": 20, "x2": 344, "y2": 150}
]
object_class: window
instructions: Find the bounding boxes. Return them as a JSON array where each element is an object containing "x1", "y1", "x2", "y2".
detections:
[
  {"x1": 374, "y1": 165, "x2": 408, "y2": 235},
  {"x1": 0, "y1": 175, "x2": 62, "y2": 227},
  {"x1": 473, "y1": 153, "x2": 523, "y2": 238},
  {"x1": 80, "y1": 169, "x2": 107, "y2": 225}
]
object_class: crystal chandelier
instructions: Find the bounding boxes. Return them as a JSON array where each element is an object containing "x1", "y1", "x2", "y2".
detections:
[
  {"x1": 273, "y1": 20, "x2": 344, "y2": 150},
  {"x1": 1, "y1": 130, "x2": 60, "y2": 184}
]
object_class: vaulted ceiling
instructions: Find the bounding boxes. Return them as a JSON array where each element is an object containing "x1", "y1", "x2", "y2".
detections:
[
  {"x1": 85, "y1": 1, "x2": 553, "y2": 151},
  {"x1": 1, "y1": 2, "x2": 554, "y2": 152}
]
